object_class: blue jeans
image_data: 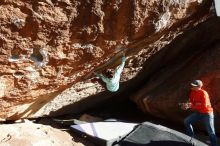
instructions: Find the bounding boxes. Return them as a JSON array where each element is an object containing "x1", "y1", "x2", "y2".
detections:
[{"x1": 184, "y1": 112, "x2": 218, "y2": 146}]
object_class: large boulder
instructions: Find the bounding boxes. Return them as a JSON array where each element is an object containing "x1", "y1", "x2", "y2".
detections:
[
  {"x1": 0, "y1": 0, "x2": 214, "y2": 120},
  {"x1": 131, "y1": 17, "x2": 220, "y2": 132}
]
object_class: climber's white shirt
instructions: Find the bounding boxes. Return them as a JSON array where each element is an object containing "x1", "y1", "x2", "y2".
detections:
[{"x1": 96, "y1": 56, "x2": 126, "y2": 92}]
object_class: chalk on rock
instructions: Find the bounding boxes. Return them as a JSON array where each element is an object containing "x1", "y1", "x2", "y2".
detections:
[{"x1": 12, "y1": 18, "x2": 25, "y2": 29}]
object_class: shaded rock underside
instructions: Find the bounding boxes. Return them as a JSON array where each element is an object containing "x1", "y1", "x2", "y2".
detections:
[{"x1": 132, "y1": 17, "x2": 220, "y2": 132}]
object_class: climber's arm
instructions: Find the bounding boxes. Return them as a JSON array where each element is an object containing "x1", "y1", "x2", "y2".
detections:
[
  {"x1": 114, "y1": 56, "x2": 126, "y2": 77},
  {"x1": 94, "y1": 72, "x2": 110, "y2": 83}
]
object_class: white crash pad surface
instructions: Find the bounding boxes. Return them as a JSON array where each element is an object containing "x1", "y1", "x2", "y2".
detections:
[
  {"x1": 214, "y1": 0, "x2": 220, "y2": 16},
  {"x1": 71, "y1": 121, "x2": 137, "y2": 141}
]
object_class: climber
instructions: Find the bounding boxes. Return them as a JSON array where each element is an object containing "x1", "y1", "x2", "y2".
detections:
[{"x1": 92, "y1": 51, "x2": 126, "y2": 92}]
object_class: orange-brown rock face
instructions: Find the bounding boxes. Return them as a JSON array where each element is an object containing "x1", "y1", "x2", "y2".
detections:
[
  {"x1": 131, "y1": 17, "x2": 220, "y2": 132},
  {"x1": 0, "y1": 0, "x2": 214, "y2": 120}
]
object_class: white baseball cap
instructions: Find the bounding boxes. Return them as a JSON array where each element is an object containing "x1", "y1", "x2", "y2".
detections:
[{"x1": 190, "y1": 80, "x2": 203, "y2": 87}]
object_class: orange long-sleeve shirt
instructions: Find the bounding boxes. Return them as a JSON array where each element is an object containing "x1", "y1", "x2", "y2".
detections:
[{"x1": 189, "y1": 89, "x2": 213, "y2": 114}]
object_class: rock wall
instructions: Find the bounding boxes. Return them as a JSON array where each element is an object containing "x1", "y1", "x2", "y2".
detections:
[
  {"x1": 131, "y1": 17, "x2": 220, "y2": 132},
  {"x1": 0, "y1": 0, "x2": 213, "y2": 120}
]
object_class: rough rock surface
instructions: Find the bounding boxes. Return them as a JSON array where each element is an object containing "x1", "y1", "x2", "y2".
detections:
[
  {"x1": 0, "y1": 120, "x2": 88, "y2": 146},
  {"x1": 0, "y1": 0, "x2": 214, "y2": 120},
  {"x1": 131, "y1": 17, "x2": 220, "y2": 132}
]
